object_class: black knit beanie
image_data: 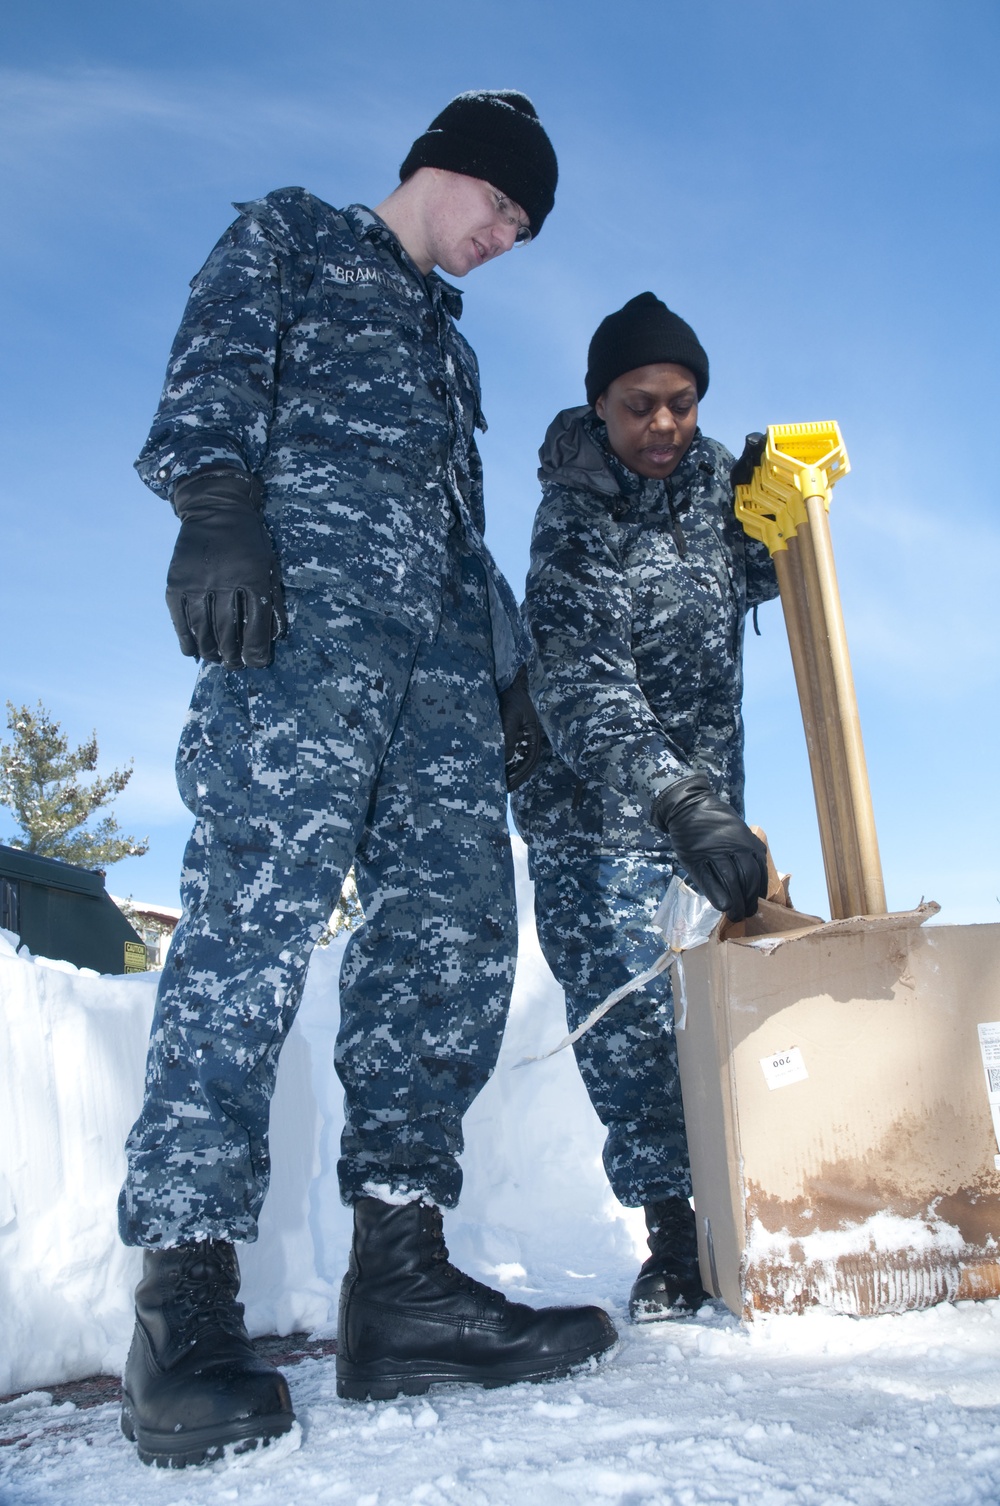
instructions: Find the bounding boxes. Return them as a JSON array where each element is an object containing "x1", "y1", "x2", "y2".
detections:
[
  {"x1": 399, "y1": 90, "x2": 558, "y2": 238},
  {"x1": 585, "y1": 292, "x2": 709, "y2": 405}
]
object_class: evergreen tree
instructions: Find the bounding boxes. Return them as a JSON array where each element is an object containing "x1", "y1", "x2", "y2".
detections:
[{"x1": 0, "y1": 701, "x2": 149, "y2": 868}]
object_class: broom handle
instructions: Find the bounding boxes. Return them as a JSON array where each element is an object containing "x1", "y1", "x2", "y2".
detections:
[
  {"x1": 773, "y1": 546, "x2": 851, "y2": 918},
  {"x1": 803, "y1": 493, "x2": 887, "y2": 915}
]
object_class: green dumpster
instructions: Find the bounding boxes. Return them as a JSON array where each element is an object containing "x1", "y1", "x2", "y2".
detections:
[{"x1": 0, "y1": 843, "x2": 147, "y2": 974}]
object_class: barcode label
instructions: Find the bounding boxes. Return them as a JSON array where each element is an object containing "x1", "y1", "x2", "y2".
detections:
[{"x1": 977, "y1": 1025, "x2": 1000, "y2": 1161}]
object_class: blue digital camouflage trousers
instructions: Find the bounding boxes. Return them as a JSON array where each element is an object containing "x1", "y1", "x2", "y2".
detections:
[
  {"x1": 119, "y1": 535, "x2": 516, "y2": 1247},
  {"x1": 530, "y1": 846, "x2": 692, "y2": 1208}
]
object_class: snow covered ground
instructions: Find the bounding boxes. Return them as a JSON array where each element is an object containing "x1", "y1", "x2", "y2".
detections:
[
  {"x1": 4, "y1": 1297, "x2": 1000, "y2": 1504},
  {"x1": 2, "y1": 840, "x2": 1000, "y2": 1504}
]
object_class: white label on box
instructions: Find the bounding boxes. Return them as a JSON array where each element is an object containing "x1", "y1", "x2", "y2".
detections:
[
  {"x1": 977, "y1": 1023, "x2": 1000, "y2": 1156},
  {"x1": 760, "y1": 1046, "x2": 808, "y2": 1090}
]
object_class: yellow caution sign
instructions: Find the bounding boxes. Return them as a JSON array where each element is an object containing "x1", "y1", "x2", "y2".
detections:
[{"x1": 124, "y1": 940, "x2": 148, "y2": 973}]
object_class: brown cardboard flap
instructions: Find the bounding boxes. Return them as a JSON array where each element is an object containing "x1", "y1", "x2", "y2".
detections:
[
  {"x1": 722, "y1": 899, "x2": 939, "y2": 949},
  {"x1": 749, "y1": 825, "x2": 792, "y2": 907},
  {"x1": 812, "y1": 901, "x2": 940, "y2": 936},
  {"x1": 720, "y1": 898, "x2": 824, "y2": 944}
]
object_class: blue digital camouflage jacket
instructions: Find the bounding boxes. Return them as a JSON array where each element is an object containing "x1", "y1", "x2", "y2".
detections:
[
  {"x1": 513, "y1": 407, "x2": 778, "y2": 856},
  {"x1": 136, "y1": 188, "x2": 526, "y2": 687}
]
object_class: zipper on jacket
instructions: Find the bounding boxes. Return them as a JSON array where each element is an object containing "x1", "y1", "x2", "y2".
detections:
[{"x1": 666, "y1": 488, "x2": 687, "y2": 558}]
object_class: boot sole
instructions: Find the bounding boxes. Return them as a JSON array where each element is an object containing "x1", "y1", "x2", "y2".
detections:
[
  {"x1": 629, "y1": 1293, "x2": 709, "y2": 1323},
  {"x1": 121, "y1": 1398, "x2": 294, "y2": 1468},
  {"x1": 336, "y1": 1334, "x2": 616, "y2": 1402},
  {"x1": 629, "y1": 1303, "x2": 694, "y2": 1323}
]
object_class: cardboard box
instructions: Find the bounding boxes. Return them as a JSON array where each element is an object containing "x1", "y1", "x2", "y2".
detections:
[{"x1": 674, "y1": 901, "x2": 1000, "y2": 1319}]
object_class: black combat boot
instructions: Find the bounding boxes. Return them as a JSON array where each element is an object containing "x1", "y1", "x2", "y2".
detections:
[
  {"x1": 121, "y1": 1240, "x2": 295, "y2": 1467},
  {"x1": 337, "y1": 1198, "x2": 617, "y2": 1399},
  {"x1": 628, "y1": 1197, "x2": 707, "y2": 1322}
]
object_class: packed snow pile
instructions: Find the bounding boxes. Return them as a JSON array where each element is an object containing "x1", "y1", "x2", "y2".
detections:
[{"x1": 0, "y1": 839, "x2": 639, "y2": 1399}]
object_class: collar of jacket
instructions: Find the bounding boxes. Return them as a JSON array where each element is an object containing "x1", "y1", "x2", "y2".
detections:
[
  {"x1": 537, "y1": 405, "x2": 618, "y2": 495},
  {"x1": 537, "y1": 405, "x2": 707, "y2": 510},
  {"x1": 341, "y1": 203, "x2": 465, "y2": 320}
]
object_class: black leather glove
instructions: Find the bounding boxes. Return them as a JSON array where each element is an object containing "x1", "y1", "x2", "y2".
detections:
[
  {"x1": 651, "y1": 773, "x2": 767, "y2": 922},
  {"x1": 730, "y1": 432, "x2": 767, "y2": 490},
  {"x1": 165, "y1": 469, "x2": 287, "y2": 670},
  {"x1": 499, "y1": 666, "x2": 542, "y2": 793}
]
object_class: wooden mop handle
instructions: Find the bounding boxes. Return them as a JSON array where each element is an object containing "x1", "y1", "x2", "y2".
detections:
[{"x1": 733, "y1": 424, "x2": 886, "y2": 918}]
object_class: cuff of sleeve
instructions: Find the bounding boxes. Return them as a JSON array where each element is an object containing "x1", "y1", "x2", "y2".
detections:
[
  {"x1": 608, "y1": 741, "x2": 692, "y2": 816},
  {"x1": 135, "y1": 440, "x2": 250, "y2": 500}
]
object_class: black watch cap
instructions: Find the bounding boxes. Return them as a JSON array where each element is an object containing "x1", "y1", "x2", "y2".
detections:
[
  {"x1": 586, "y1": 292, "x2": 709, "y2": 406},
  {"x1": 400, "y1": 89, "x2": 558, "y2": 238}
]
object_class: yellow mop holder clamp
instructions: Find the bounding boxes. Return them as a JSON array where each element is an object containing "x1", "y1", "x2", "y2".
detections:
[
  {"x1": 733, "y1": 421, "x2": 885, "y2": 919},
  {"x1": 734, "y1": 422, "x2": 849, "y2": 556}
]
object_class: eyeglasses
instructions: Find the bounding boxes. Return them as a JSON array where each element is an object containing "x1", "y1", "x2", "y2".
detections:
[{"x1": 489, "y1": 186, "x2": 532, "y2": 245}]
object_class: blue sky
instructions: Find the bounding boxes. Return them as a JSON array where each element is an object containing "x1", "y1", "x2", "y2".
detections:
[{"x1": 2, "y1": 0, "x2": 998, "y2": 923}]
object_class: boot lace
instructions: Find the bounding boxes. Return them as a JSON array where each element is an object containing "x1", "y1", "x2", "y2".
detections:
[
  {"x1": 421, "y1": 1206, "x2": 507, "y2": 1306},
  {"x1": 172, "y1": 1240, "x2": 248, "y2": 1339},
  {"x1": 643, "y1": 1199, "x2": 699, "y2": 1278}
]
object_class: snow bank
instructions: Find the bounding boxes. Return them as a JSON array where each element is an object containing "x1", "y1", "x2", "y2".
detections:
[
  {"x1": 0, "y1": 926, "x2": 156, "y2": 1396},
  {"x1": 0, "y1": 840, "x2": 640, "y2": 1397}
]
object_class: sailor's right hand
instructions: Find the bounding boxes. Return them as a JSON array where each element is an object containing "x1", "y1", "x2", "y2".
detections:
[
  {"x1": 165, "y1": 469, "x2": 288, "y2": 670},
  {"x1": 651, "y1": 772, "x2": 767, "y2": 922}
]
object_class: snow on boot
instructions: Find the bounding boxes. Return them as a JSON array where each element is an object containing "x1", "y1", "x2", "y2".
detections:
[
  {"x1": 628, "y1": 1197, "x2": 707, "y2": 1322},
  {"x1": 336, "y1": 1197, "x2": 617, "y2": 1400},
  {"x1": 121, "y1": 1240, "x2": 294, "y2": 1467}
]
